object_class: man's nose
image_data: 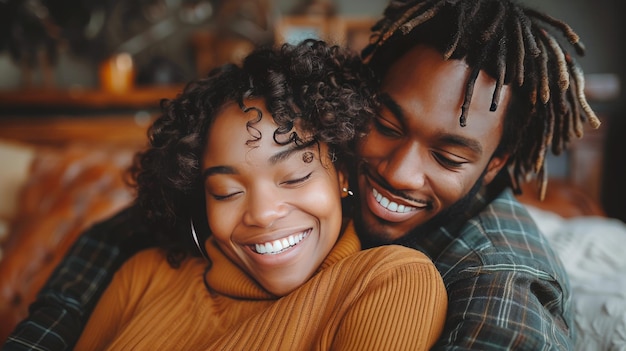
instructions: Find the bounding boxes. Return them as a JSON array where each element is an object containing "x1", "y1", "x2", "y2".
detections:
[{"x1": 378, "y1": 141, "x2": 428, "y2": 191}]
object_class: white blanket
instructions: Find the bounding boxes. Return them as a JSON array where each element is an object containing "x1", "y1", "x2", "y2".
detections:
[{"x1": 526, "y1": 205, "x2": 626, "y2": 351}]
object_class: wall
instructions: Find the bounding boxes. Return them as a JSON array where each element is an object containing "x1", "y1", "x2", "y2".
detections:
[{"x1": 1, "y1": 0, "x2": 622, "y2": 95}]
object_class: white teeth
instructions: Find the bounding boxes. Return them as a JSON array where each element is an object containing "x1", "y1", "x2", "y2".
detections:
[
  {"x1": 372, "y1": 188, "x2": 415, "y2": 213},
  {"x1": 273, "y1": 240, "x2": 283, "y2": 251},
  {"x1": 380, "y1": 197, "x2": 390, "y2": 207},
  {"x1": 254, "y1": 231, "x2": 307, "y2": 255}
]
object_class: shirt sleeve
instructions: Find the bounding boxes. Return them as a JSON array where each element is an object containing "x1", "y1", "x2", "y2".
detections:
[
  {"x1": 3, "y1": 205, "x2": 154, "y2": 351},
  {"x1": 433, "y1": 263, "x2": 573, "y2": 350}
]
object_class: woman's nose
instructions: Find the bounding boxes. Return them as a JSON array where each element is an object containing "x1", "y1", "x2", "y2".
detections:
[{"x1": 242, "y1": 187, "x2": 289, "y2": 228}]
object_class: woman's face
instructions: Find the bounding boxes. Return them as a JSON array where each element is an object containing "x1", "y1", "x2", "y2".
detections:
[{"x1": 202, "y1": 99, "x2": 346, "y2": 296}]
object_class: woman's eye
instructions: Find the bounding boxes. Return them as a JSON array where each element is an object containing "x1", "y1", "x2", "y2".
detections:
[
  {"x1": 282, "y1": 172, "x2": 312, "y2": 186},
  {"x1": 373, "y1": 117, "x2": 402, "y2": 137},
  {"x1": 211, "y1": 191, "x2": 241, "y2": 201}
]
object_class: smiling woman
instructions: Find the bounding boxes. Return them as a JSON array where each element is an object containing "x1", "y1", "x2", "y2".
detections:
[
  {"x1": 202, "y1": 100, "x2": 345, "y2": 296},
  {"x1": 72, "y1": 39, "x2": 448, "y2": 351}
]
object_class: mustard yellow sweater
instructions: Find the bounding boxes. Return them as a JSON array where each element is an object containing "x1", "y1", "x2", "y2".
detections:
[{"x1": 75, "y1": 223, "x2": 447, "y2": 350}]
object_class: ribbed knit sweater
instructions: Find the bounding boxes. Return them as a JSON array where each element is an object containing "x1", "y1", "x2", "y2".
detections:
[{"x1": 75, "y1": 223, "x2": 447, "y2": 350}]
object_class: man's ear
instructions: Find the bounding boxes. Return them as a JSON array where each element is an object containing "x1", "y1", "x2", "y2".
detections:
[{"x1": 482, "y1": 154, "x2": 509, "y2": 185}]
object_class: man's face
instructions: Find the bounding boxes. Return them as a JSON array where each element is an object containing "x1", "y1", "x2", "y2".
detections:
[{"x1": 356, "y1": 45, "x2": 510, "y2": 243}]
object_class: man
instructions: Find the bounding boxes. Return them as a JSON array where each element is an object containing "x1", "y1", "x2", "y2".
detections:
[
  {"x1": 4, "y1": 0, "x2": 599, "y2": 349},
  {"x1": 351, "y1": 0, "x2": 599, "y2": 349}
]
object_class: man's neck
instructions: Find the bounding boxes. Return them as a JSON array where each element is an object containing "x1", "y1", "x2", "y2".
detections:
[{"x1": 392, "y1": 184, "x2": 496, "y2": 250}]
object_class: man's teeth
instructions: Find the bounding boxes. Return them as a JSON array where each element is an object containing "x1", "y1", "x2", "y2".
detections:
[
  {"x1": 372, "y1": 188, "x2": 415, "y2": 213},
  {"x1": 255, "y1": 231, "x2": 307, "y2": 255}
]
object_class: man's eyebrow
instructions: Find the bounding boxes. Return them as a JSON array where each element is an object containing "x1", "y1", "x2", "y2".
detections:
[
  {"x1": 438, "y1": 133, "x2": 483, "y2": 155},
  {"x1": 268, "y1": 139, "x2": 317, "y2": 166},
  {"x1": 379, "y1": 93, "x2": 406, "y2": 125},
  {"x1": 380, "y1": 92, "x2": 483, "y2": 155}
]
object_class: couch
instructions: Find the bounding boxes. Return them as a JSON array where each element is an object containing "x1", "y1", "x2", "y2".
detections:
[
  {"x1": 0, "y1": 139, "x2": 136, "y2": 343},
  {"x1": 0, "y1": 137, "x2": 624, "y2": 350}
]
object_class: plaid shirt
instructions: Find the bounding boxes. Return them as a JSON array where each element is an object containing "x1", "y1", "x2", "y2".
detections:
[
  {"x1": 397, "y1": 188, "x2": 574, "y2": 350},
  {"x1": 3, "y1": 189, "x2": 573, "y2": 350}
]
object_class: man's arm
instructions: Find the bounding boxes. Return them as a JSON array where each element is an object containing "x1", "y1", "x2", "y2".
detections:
[
  {"x1": 2, "y1": 205, "x2": 154, "y2": 351},
  {"x1": 433, "y1": 265, "x2": 573, "y2": 350}
]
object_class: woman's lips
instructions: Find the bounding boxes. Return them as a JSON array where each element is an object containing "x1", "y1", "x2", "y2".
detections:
[{"x1": 251, "y1": 229, "x2": 311, "y2": 255}]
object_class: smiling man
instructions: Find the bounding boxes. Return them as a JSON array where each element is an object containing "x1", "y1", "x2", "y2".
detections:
[
  {"x1": 351, "y1": 0, "x2": 600, "y2": 349},
  {"x1": 356, "y1": 46, "x2": 510, "y2": 246}
]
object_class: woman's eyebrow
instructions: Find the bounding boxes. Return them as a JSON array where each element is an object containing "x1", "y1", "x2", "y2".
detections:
[
  {"x1": 268, "y1": 140, "x2": 317, "y2": 166},
  {"x1": 202, "y1": 140, "x2": 317, "y2": 179},
  {"x1": 203, "y1": 165, "x2": 236, "y2": 179}
]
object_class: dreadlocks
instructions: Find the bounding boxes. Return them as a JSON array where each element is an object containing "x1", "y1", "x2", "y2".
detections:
[{"x1": 362, "y1": 0, "x2": 601, "y2": 200}]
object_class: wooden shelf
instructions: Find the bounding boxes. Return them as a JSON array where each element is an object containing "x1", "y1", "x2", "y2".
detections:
[
  {"x1": 0, "y1": 115, "x2": 154, "y2": 148},
  {"x1": 0, "y1": 85, "x2": 185, "y2": 148},
  {"x1": 0, "y1": 85, "x2": 183, "y2": 112}
]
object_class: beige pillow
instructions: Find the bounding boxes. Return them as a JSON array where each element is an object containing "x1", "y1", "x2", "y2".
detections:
[{"x1": 0, "y1": 140, "x2": 36, "y2": 222}]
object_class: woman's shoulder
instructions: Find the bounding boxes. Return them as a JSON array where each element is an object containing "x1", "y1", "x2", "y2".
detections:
[
  {"x1": 125, "y1": 248, "x2": 168, "y2": 268},
  {"x1": 339, "y1": 222, "x2": 435, "y2": 271},
  {"x1": 113, "y1": 249, "x2": 207, "y2": 299},
  {"x1": 360, "y1": 244, "x2": 434, "y2": 266},
  {"x1": 334, "y1": 245, "x2": 439, "y2": 282},
  {"x1": 121, "y1": 249, "x2": 205, "y2": 281}
]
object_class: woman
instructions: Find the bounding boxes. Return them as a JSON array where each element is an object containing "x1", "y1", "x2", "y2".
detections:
[{"x1": 75, "y1": 40, "x2": 447, "y2": 350}]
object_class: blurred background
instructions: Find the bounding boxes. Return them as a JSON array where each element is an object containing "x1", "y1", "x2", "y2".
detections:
[{"x1": 0, "y1": 0, "x2": 623, "y2": 220}]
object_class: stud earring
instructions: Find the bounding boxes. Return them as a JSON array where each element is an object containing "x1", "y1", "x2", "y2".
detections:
[{"x1": 342, "y1": 187, "x2": 354, "y2": 197}]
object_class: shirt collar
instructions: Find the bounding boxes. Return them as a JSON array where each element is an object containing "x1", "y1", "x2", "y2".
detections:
[{"x1": 393, "y1": 187, "x2": 491, "y2": 254}]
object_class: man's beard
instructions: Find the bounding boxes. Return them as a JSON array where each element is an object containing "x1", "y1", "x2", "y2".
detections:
[{"x1": 355, "y1": 169, "x2": 486, "y2": 249}]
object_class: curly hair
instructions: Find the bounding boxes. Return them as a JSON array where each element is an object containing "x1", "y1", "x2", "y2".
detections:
[
  {"x1": 129, "y1": 39, "x2": 377, "y2": 267},
  {"x1": 362, "y1": 0, "x2": 600, "y2": 199}
]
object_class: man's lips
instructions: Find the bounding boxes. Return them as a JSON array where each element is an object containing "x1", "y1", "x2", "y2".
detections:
[
  {"x1": 363, "y1": 175, "x2": 430, "y2": 222},
  {"x1": 372, "y1": 188, "x2": 417, "y2": 213}
]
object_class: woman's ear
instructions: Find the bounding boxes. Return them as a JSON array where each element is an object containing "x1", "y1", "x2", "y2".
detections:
[{"x1": 337, "y1": 169, "x2": 351, "y2": 198}]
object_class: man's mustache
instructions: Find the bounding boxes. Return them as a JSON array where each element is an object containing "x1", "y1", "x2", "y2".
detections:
[{"x1": 357, "y1": 161, "x2": 433, "y2": 210}]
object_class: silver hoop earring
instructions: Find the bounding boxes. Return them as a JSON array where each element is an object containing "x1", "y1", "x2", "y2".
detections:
[{"x1": 190, "y1": 218, "x2": 209, "y2": 260}]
